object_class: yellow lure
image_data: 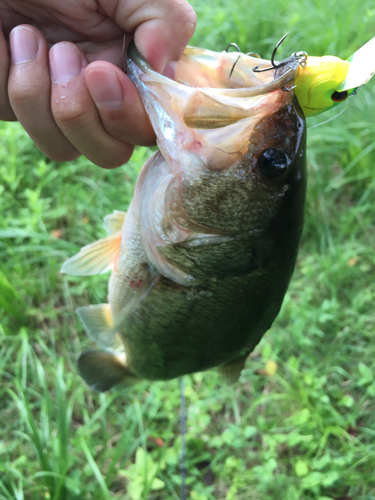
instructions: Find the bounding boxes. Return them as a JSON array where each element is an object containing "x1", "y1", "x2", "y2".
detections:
[
  {"x1": 295, "y1": 56, "x2": 351, "y2": 117},
  {"x1": 294, "y1": 35, "x2": 375, "y2": 117}
]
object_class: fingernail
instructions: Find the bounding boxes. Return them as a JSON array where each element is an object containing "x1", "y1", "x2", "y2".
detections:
[
  {"x1": 50, "y1": 43, "x2": 83, "y2": 84},
  {"x1": 86, "y1": 69, "x2": 123, "y2": 111},
  {"x1": 10, "y1": 26, "x2": 39, "y2": 64}
]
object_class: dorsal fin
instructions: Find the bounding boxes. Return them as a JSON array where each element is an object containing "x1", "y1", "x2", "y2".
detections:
[
  {"x1": 103, "y1": 210, "x2": 126, "y2": 235},
  {"x1": 61, "y1": 232, "x2": 121, "y2": 276}
]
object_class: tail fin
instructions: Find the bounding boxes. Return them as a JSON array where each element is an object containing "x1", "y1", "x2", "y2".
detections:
[{"x1": 78, "y1": 350, "x2": 140, "y2": 392}]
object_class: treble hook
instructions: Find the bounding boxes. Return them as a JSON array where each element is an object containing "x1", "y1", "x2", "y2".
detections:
[
  {"x1": 253, "y1": 32, "x2": 290, "y2": 73},
  {"x1": 225, "y1": 42, "x2": 242, "y2": 53},
  {"x1": 251, "y1": 33, "x2": 308, "y2": 91},
  {"x1": 225, "y1": 43, "x2": 261, "y2": 79},
  {"x1": 280, "y1": 49, "x2": 308, "y2": 90}
]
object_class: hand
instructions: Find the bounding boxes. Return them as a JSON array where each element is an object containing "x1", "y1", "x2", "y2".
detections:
[{"x1": 1, "y1": 0, "x2": 196, "y2": 167}]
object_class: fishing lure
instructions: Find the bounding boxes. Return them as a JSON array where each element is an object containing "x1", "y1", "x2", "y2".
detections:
[
  {"x1": 228, "y1": 34, "x2": 375, "y2": 117},
  {"x1": 294, "y1": 35, "x2": 375, "y2": 116}
]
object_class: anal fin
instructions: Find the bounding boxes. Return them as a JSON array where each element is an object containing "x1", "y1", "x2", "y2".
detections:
[
  {"x1": 76, "y1": 304, "x2": 123, "y2": 351},
  {"x1": 217, "y1": 356, "x2": 247, "y2": 384},
  {"x1": 78, "y1": 350, "x2": 139, "y2": 392},
  {"x1": 61, "y1": 232, "x2": 121, "y2": 276}
]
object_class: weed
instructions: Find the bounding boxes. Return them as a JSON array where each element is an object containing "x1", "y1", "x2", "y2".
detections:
[{"x1": 1, "y1": 2, "x2": 375, "y2": 498}]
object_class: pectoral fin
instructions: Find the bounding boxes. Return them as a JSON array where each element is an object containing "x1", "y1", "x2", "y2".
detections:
[
  {"x1": 157, "y1": 233, "x2": 266, "y2": 280},
  {"x1": 103, "y1": 210, "x2": 126, "y2": 235},
  {"x1": 61, "y1": 232, "x2": 121, "y2": 276},
  {"x1": 76, "y1": 303, "x2": 124, "y2": 351},
  {"x1": 78, "y1": 350, "x2": 139, "y2": 392}
]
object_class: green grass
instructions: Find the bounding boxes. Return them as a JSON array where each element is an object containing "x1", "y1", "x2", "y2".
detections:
[{"x1": 1, "y1": 1, "x2": 375, "y2": 498}]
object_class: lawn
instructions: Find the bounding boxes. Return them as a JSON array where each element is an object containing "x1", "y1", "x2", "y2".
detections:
[{"x1": 1, "y1": 0, "x2": 375, "y2": 499}]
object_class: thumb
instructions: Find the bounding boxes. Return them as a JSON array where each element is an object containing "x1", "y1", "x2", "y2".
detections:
[
  {"x1": 100, "y1": 0, "x2": 196, "y2": 72},
  {"x1": 134, "y1": 12, "x2": 197, "y2": 73}
]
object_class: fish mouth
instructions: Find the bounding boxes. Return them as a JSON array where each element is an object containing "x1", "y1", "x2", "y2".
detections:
[
  {"x1": 126, "y1": 41, "x2": 303, "y2": 167},
  {"x1": 127, "y1": 42, "x2": 302, "y2": 131}
]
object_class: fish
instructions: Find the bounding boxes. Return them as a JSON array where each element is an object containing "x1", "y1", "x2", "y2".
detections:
[{"x1": 61, "y1": 42, "x2": 307, "y2": 391}]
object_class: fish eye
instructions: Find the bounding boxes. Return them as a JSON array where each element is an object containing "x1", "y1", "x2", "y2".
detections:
[
  {"x1": 331, "y1": 90, "x2": 348, "y2": 102},
  {"x1": 257, "y1": 148, "x2": 289, "y2": 179}
]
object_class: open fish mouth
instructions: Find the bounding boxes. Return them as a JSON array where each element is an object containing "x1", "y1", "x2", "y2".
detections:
[
  {"x1": 126, "y1": 41, "x2": 304, "y2": 178},
  {"x1": 127, "y1": 42, "x2": 303, "y2": 130}
]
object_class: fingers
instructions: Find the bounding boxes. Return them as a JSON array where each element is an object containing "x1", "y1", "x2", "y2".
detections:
[
  {"x1": 8, "y1": 25, "x2": 80, "y2": 161},
  {"x1": 84, "y1": 61, "x2": 155, "y2": 146},
  {"x1": 5, "y1": 0, "x2": 197, "y2": 167},
  {"x1": 49, "y1": 42, "x2": 134, "y2": 168},
  {"x1": 0, "y1": 19, "x2": 16, "y2": 121},
  {"x1": 8, "y1": 28, "x2": 143, "y2": 167}
]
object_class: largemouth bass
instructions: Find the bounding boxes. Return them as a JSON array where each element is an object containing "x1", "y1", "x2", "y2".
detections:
[{"x1": 62, "y1": 43, "x2": 307, "y2": 391}]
